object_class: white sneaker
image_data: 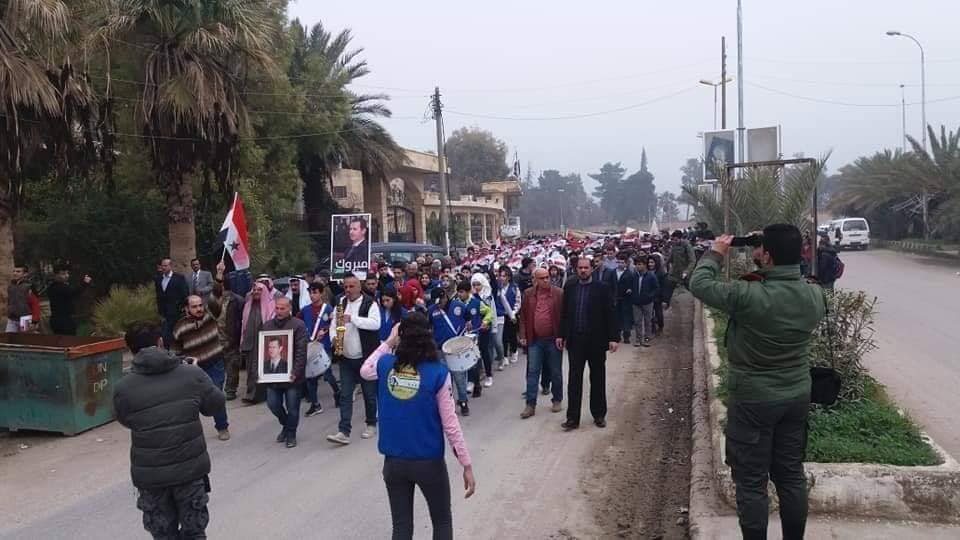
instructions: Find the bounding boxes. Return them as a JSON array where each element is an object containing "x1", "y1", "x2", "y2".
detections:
[
  {"x1": 326, "y1": 432, "x2": 350, "y2": 445},
  {"x1": 361, "y1": 425, "x2": 377, "y2": 439},
  {"x1": 483, "y1": 377, "x2": 493, "y2": 388},
  {"x1": 466, "y1": 382, "x2": 475, "y2": 394},
  {"x1": 496, "y1": 361, "x2": 505, "y2": 371}
]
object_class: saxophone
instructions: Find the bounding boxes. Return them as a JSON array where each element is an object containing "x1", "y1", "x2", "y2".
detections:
[{"x1": 334, "y1": 301, "x2": 346, "y2": 357}]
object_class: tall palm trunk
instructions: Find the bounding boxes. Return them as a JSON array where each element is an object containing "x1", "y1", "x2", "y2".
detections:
[
  {"x1": 163, "y1": 173, "x2": 196, "y2": 274},
  {"x1": 0, "y1": 201, "x2": 13, "y2": 322}
]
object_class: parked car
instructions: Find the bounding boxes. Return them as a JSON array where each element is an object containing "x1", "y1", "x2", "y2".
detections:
[
  {"x1": 828, "y1": 217, "x2": 870, "y2": 250},
  {"x1": 372, "y1": 242, "x2": 445, "y2": 264}
]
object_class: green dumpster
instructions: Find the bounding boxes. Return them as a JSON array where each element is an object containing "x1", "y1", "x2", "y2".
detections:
[{"x1": 0, "y1": 333, "x2": 126, "y2": 435}]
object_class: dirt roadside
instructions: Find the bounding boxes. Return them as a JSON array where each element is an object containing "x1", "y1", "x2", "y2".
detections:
[{"x1": 584, "y1": 293, "x2": 694, "y2": 539}]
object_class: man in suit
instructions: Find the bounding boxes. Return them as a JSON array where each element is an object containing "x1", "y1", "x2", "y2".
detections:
[
  {"x1": 614, "y1": 256, "x2": 637, "y2": 344},
  {"x1": 559, "y1": 257, "x2": 619, "y2": 431},
  {"x1": 189, "y1": 258, "x2": 214, "y2": 297},
  {"x1": 341, "y1": 216, "x2": 370, "y2": 276},
  {"x1": 263, "y1": 337, "x2": 288, "y2": 374},
  {"x1": 155, "y1": 258, "x2": 189, "y2": 347}
]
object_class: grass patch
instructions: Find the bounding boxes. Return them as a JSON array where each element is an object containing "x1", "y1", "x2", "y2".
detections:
[{"x1": 706, "y1": 308, "x2": 941, "y2": 466}]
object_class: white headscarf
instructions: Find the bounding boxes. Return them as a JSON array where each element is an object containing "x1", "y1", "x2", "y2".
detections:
[
  {"x1": 470, "y1": 272, "x2": 493, "y2": 301},
  {"x1": 285, "y1": 278, "x2": 312, "y2": 311}
]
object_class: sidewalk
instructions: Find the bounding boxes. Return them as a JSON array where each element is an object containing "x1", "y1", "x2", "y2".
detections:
[{"x1": 696, "y1": 515, "x2": 960, "y2": 539}]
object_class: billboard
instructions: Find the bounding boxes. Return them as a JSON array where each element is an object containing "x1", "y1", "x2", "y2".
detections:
[
  {"x1": 703, "y1": 130, "x2": 735, "y2": 180},
  {"x1": 330, "y1": 213, "x2": 372, "y2": 280},
  {"x1": 747, "y1": 126, "x2": 780, "y2": 162}
]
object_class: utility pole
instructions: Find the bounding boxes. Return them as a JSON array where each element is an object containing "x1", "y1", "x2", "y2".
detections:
[
  {"x1": 900, "y1": 84, "x2": 907, "y2": 152},
  {"x1": 736, "y1": 0, "x2": 745, "y2": 163},
  {"x1": 721, "y1": 36, "x2": 727, "y2": 130},
  {"x1": 432, "y1": 87, "x2": 451, "y2": 256}
]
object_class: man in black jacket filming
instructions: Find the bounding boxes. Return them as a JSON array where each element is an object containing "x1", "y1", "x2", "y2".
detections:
[{"x1": 113, "y1": 320, "x2": 225, "y2": 539}]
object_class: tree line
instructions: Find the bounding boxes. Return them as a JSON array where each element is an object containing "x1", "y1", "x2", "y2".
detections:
[{"x1": 3, "y1": 0, "x2": 406, "y2": 313}]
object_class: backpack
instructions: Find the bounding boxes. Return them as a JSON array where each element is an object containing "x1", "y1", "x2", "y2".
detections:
[{"x1": 833, "y1": 256, "x2": 845, "y2": 280}]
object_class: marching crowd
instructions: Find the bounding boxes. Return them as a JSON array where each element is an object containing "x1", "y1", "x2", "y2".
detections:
[{"x1": 112, "y1": 228, "x2": 707, "y2": 539}]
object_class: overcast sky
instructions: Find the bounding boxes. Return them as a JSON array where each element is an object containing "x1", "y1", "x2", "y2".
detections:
[{"x1": 289, "y1": 1, "x2": 960, "y2": 196}]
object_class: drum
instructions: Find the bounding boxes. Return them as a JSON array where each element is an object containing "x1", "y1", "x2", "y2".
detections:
[
  {"x1": 442, "y1": 334, "x2": 481, "y2": 372},
  {"x1": 306, "y1": 341, "x2": 332, "y2": 378}
]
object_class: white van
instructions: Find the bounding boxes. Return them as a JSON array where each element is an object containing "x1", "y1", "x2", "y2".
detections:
[{"x1": 828, "y1": 218, "x2": 870, "y2": 250}]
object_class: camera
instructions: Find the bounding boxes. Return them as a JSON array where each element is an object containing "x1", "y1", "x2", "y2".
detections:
[{"x1": 731, "y1": 234, "x2": 763, "y2": 248}]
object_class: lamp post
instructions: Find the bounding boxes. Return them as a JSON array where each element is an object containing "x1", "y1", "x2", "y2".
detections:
[
  {"x1": 886, "y1": 30, "x2": 928, "y2": 238},
  {"x1": 557, "y1": 188, "x2": 566, "y2": 236},
  {"x1": 900, "y1": 84, "x2": 907, "y2": 152},
  {"x1": 699, "y1": 78, "x2": 734, "y2": 130},
  {"x1": 886, "y1": 31, "x2": 926, "y2": 151}
]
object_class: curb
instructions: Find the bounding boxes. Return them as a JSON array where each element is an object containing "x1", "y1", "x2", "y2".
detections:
[
  {"x1": 874, "y1": 240, "x2": 960, "y2": 260},
  {"x1": 688, "y1": 300, "x2": 727, "y2": 539},
  {"x1": 692, "y1": 300, "x2": 960, "y2": 524}
]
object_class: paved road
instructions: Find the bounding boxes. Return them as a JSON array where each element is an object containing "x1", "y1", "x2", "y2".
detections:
[
  {"x1": 839, "y1": 249, "x2": 960, "y2": 459},
  {"x1": 0, "y1": 315, "x2": 685, "y2": 540}
]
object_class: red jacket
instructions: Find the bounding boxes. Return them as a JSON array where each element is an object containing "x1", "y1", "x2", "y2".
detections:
[{"x1": 518, "y1": 285, "x2": 563, "y2": 342}]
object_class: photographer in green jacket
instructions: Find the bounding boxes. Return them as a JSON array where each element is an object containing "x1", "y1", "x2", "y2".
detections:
[{"x1": 689, "y1": 224, "x2": 825, "y2": 540}]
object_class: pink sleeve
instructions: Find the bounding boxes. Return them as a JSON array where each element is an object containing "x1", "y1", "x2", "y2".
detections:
[
  {"x1": 361, "y1": 343, "x2": 391, "y2": 381},
  {"x1": 437, "y1": 375, "x2": 472, "y2": 467}
]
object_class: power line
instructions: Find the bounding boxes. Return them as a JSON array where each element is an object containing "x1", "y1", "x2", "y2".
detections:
[
  {"x1": 748, "y1": 55, "x2": 960, "y2": 65},
  {"x1": 445, "y1": 86, "x2": 697, "y2": 121},
  {"x1": 746, "y1": 81, "x2": 960, "y2": 108},
  {"x1": 750, "y1": 73, "x2": 960, "y2": 89}
]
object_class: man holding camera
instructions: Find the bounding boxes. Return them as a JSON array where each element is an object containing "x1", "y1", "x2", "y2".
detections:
[{"x1": 689, "y1": 224, "x2": 825, "y2": 540}]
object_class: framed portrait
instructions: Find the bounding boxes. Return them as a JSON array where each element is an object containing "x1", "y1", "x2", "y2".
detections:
[
  {"x1": 257, "y1": 329, "x2": 294, "y2": 384},
  {"x1": 331, "y1": 213, "x2": 372, "y2": 281}
]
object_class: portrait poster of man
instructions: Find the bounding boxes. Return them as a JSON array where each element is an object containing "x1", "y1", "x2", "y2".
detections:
[
  {"x1": 331, "y1": 213, "x2": 372, "y2": 281},
  {"x1": 257, "y1": 329, "x2": 294, "y2": 383},
  {"x1": 703, "y1": 130, "x2": 735, "y2": 180}
]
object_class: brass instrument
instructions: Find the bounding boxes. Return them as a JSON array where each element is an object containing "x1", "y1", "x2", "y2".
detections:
[{"x1": 334, "y1": 301, "x2": 346, "y2": 357}]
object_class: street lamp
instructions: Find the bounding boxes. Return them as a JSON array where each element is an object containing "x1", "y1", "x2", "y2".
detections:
[
  {"x1": 557, "y1": 188, "x2": 566, "y2": 236},
  {"x1": 887, "y1": 30, "x2": 929, "y2": 239},
  {"x1": 886, "y1": 31, "x2": 926, "y2": 151},
  {"x1": 699, "y1": 77, "x2": 734, "y2": 130}
]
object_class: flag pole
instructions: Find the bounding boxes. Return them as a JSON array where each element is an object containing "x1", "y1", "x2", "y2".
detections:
[{"x1": 221, "y1": 245, "x2": 228, "y2": 263}]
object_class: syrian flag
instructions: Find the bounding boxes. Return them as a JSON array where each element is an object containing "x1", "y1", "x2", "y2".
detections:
[{"x1": 218, "y1": 193, "x2": 251, "y2": 270}]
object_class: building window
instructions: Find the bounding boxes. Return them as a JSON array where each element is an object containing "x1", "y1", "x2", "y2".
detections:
[{"x1": 333, "y1": 186, "x2": 348, "y2": 199}]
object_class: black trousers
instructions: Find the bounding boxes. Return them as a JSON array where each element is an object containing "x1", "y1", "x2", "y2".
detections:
[
  {"x1": 565, "y1": 338, "x2": 607, "y2": 424},
  {"x1": 49, "y1": 316, "x2": 76, "y2": 335},
  {"x1": 136, "y1": 477, "x2": 210, "y2": 540},
  {"x1": 502, "y1": 318, "x2": 519, "y2": 356},
  {"x1": 725, "y1": 398, "x2": 809, "y2": 540},
  {"x1": 382, "y1": 457, "x2": 452, "y2": 540}
]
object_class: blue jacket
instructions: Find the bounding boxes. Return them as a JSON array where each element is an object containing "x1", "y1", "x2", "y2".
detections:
[
  {"x1": 494, "y1": 283, "x2": 519, "y2": 318},
  {"x1": 298, "y1": 303, "x2": 333, "y2": 352},
  {"x1": 379, "y1": 305, "x2": 408, "y2": 342},
  {"x1": 430, "y1": 303, "x2": 462, "y2": 347},
  {"x1": 376, "y1": 355, "x2": 449, "y2": 461},
  {"x1": 631, "y1": 271, "x2": 660, "y2": 306}
]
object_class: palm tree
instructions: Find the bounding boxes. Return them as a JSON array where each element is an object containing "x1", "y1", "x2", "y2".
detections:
[
  {"x1": 682, "y1": 157, "x2": 828, "y2": 235},
  {"x1": 830, "y1": 126, "x2": 960, "y2": 240},
  {"x1": 87, "y1": 0, "x2": 278, "y2": 272},
  {"x1": 1, "y1": 0, "x2": 95, "y2": 313},
  {"x1": 287, "y1": 21, "x2": 405, "y2": 232}
]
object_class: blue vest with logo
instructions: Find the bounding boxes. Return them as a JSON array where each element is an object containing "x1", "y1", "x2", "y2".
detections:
[
  {"x1": 300, "y1": 303, "x2": 333, "y2": 352},
  {"x1": 376, "y1": 354, "x2": 449, "y2": 461},
  {"x1": 429, "y1": 303, "x2": 461, "y2": 347}
]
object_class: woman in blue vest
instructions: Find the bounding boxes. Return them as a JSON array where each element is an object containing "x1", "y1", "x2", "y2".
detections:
[
  {"x1": 379, "y1": 287, "x2": 407, "y2": 343},
  {"x1": 361, "y1": 312, "x2": 476, "y2": 540}
]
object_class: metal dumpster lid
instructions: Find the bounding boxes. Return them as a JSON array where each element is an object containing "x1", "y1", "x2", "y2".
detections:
[{"x1": 0, "y1": 333, "x2": 126, "y2": 359}]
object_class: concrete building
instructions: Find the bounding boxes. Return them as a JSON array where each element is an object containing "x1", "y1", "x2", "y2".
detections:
[{"x1": 330, "y1": 149, "x2": 521, "y2": 246}]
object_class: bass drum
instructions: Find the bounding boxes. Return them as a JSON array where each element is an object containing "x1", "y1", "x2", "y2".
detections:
[
  {"x1": 306, "y1": 341, "x2": 332, "y2": 378},
  {"x1": 441, "y1": 334, "x2": 481, "y2": 372}
]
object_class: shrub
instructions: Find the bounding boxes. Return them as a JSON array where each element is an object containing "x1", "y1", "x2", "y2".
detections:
[
  {"x1": 812, "y1": 290, "x2": 877, "y2": 402},
  {"x1": 93, "y1": 284, "x2": 160, "y2": 337}
]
